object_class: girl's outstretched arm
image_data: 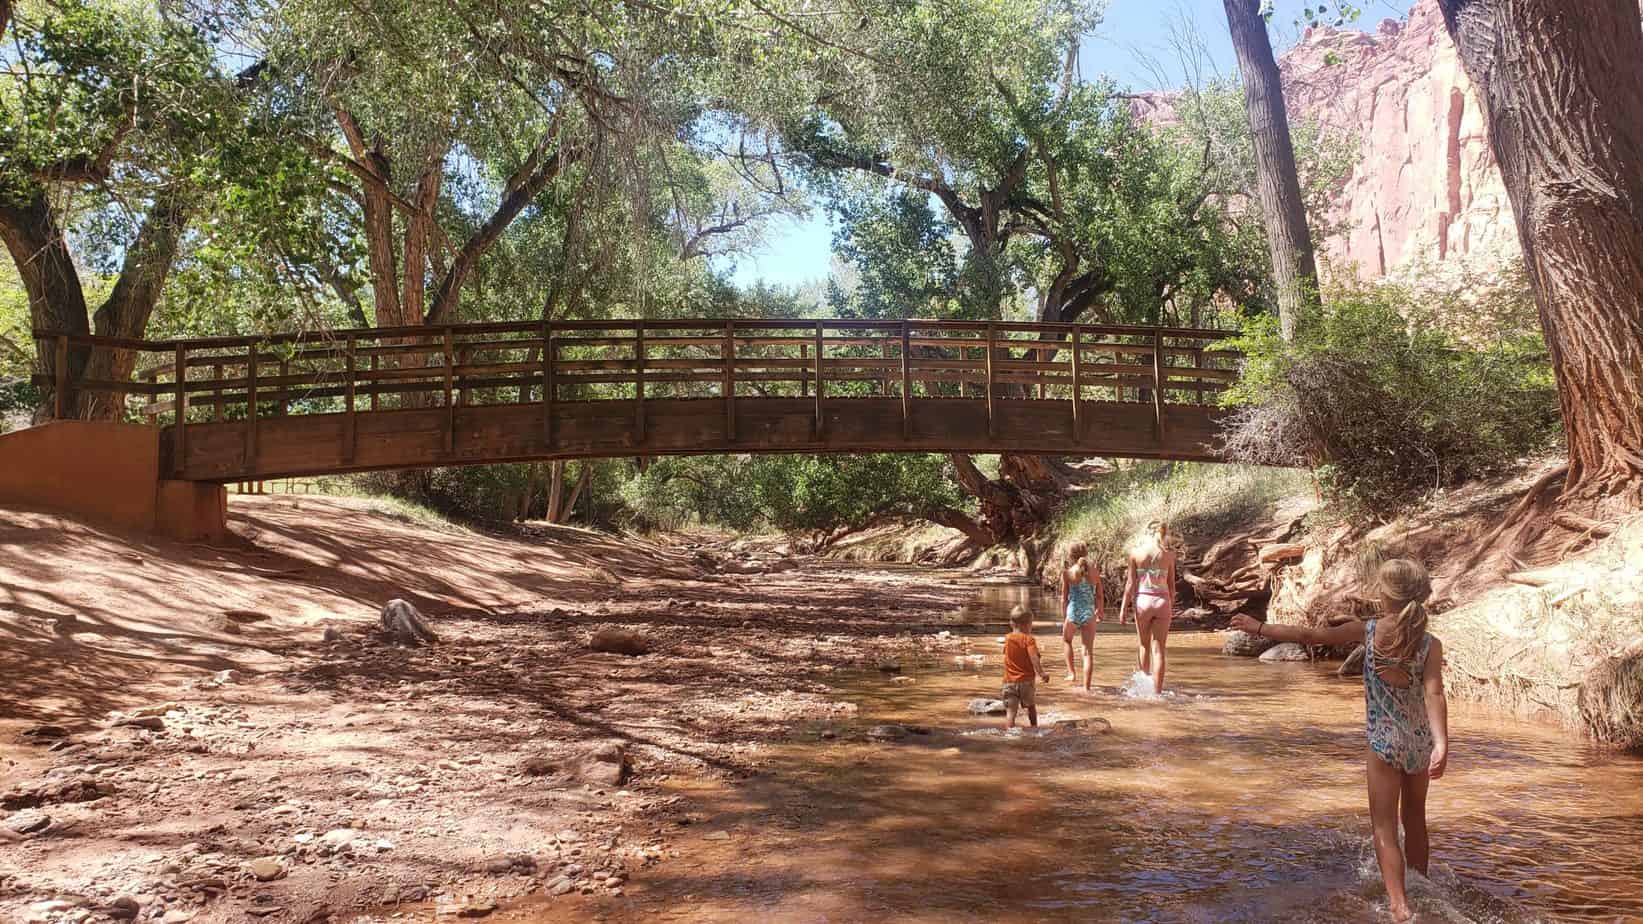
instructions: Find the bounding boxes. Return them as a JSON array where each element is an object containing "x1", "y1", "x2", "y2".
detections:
[
  {"x1": 1230, "y1": 613, "x2": 1365, "y2": 648},
  {"x1": 1424, "y1": 638, "x2": 1449, "y2": 779}
]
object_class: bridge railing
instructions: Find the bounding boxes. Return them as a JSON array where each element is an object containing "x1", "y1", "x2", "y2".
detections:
[{"x1": 34, "y1": 318, "x2": 1239, "y2": 456}]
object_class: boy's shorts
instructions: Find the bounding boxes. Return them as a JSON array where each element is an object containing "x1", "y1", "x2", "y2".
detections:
[{"x1": 1001, "y1": 680, "x2": 1036, "y2": 708}]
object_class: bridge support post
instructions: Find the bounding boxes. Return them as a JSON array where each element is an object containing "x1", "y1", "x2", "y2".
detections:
[
  {"x1": 245, "y1": 343, "x2": 259, "y2": 476},
  {"x1": 344, "y1": 334, "x2": 357, "y2": 463},
  {"x1": 1071, "y1": 326, "x2": 1082, "y2": 439},
  {"x1": 634, "y1": 320, "x2": 646, "y2": 445},
  {"x1": 723, "y1": 321, "x2": 736, "y2": 442},
  {"x1": 442, "y1": 328, "x2": 455, "y2": 455},
  {"x1": 542, "y1": 320, "x2": 555, "y2": 448},
  {"x1": 172, "y1": 343, "x2": 187, "y2": 477},
  {"x1": 53, "y1": 335, "x2": 67, "y2": 419},
  {"x1": 813, "y1": 322, "x2": 824, "y2": 438},
  {"x1": 1152, "y1": 329, "x2": 1165, "y2": 442},
  {"x1": 900, "y1": 320, "x2": 912, "y2": 439},
  {"x1": 984, "y1": 322, "x2": 996, "y2": 439}
]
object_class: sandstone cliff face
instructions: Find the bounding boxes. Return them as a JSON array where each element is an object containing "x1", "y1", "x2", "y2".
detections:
[{"x1": 1281, "y1": 0, "x2": 1519, "y2": 280}]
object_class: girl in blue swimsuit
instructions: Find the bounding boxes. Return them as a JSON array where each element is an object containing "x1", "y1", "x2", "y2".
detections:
[
  {"x1": 1232, "y1": 559, "x2": 1449, "y2": 922},
  {"x1": 1059, "y1": 541, "x2": 1104, "y2": 691}
]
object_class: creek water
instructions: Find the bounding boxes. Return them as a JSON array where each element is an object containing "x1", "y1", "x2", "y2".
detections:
[{"x1": 529, "y1": 581, "x2": 1643, "y2": 923}]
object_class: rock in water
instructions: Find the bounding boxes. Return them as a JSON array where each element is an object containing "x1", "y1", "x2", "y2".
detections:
[
  {"x1": 1222, "y1": 629, "x2": 1277, "y2": 658},
  {"x1": 866, "y1": 725, "x2": 908, "y2": 741},
  {"x1": 1259, "y1": 642, "x2": 1311, "y2": 662},
  {"x1": 588, "y1": 627, "x2": 650, "y2": 656},
  {"x1": 569, "y1": 741, "x2": 630, "y2": 786},
  {"x1": 967, "y1": 698, "x2": 1007, "y2": 716},
  {"x1": 1339, "y1": 643, "x2": 1366, "y2": 677},
  {"x1": 380, "y1": 599, "x2": 437, "y2": 646}
]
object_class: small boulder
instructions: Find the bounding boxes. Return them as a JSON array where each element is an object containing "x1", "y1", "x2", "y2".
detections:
[
  {"x1": 1259, "y1": 642, "x2": 1311, "y2": 662},
  {"x1": 457, "y1": 899, "x2": 498, "y2": 917},
  {"x1": 866, "y1": 725, "x2": 908, "y2": 741},
  {"x1": 588, "y1": 628, "x2": 650, "y2": 656},
  {"x1": 115, "y1": 715, "x2": 165, "y2": 731},
  {"x1": 322, "y1": 626, "x2": 344, "y2": 643},
  {"x1": 1222, "y1": 629, "x2": 1277, "y2": 658},
  {"x1": 549, "y1": 877, "x2": 576, "y2": 896},
  {"x1": 248, "y1": 857, "x2": 285, "y2": 881},
  {"x1": 568, "y1": 741, "x2": 631, "y2": 787},
  {"x1": 22, "y1": 725, "x2": 69, "y2": 741},
  {"x1": 5, "y1": 811, "x2": 50, "y2": 835},
  {"x1": 107, "y1": 896, "x2": 142, "y2": 920},
  {"x1": 967, "y1": 698, "x2": 1007, "y2": 716},
  {"x1": 380, "y1": 599, "x2": 437, "y2": 647},
  {"x1": 876, "y1": 659, "x2": 902, "y2": 674}
]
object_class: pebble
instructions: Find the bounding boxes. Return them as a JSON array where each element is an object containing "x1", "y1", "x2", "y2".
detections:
[
  {"x1": 866, "y1": 725, "x2": 909, "y2": 741},
  {"x1": 161, "y1": 911, "x2": 194, "y2": 924},
  {"x1": 549, "y1": 877, "x2": 576, "y2": 896},
  {"x1": 703, "y1": 830, "x2": 732, "y2": 841},
  {"x1": 249, "y1": 857, "x2": 284, "y2": 881}
]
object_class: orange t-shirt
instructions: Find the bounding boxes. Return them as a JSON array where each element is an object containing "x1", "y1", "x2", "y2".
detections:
[{"x1": 1003, "y1": 631, "x2": 1040, "y2": 683}]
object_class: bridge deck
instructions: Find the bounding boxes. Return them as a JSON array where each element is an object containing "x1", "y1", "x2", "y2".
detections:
[{"x1": 35, "y1": 318, "x2": 1240, "y2": 482}]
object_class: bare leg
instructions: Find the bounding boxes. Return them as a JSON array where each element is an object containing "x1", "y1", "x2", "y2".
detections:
[
  {"x1": 1149, "y1": 605, "x2": 1171, "y2": 694},
  {"x1": 1133, "y1": 611, "x2": 1152, "y2": 676},
  {"x1": 1367, "y1": 749, "x2": 1413, "y2": 921},
  {"x1": 1080, "y1": 621, "x2": 1097, "y2": 691},
  {"x1": 1401, "y1": 770, "x2": 1432, "y2": 876},
  {"x1": 1005, "y1": 699, "x2": 1018, "y2": 731},
  {"x1": 1026, "y1": 704, "x2": 1038, "y2": 727},
  {"x1": 1062, "y1": 619, "x2": 1078, "y2": 681}
]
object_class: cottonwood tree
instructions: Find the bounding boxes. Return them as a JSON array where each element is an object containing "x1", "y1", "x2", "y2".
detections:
[
  {"x1": 1436, "y1": 0, "x2": 1643, "y2": 505},
  {"x1": 1220, "y1": 0, "x2": 1320, "y2": 339},
  {"x1": 0, "y1": 1, "x2": 273, "y2": 418}
]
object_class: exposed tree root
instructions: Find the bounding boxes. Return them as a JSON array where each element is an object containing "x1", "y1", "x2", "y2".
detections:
[{"x1": 1460, "y1": 464, "x2": 1568, "y2": 571}]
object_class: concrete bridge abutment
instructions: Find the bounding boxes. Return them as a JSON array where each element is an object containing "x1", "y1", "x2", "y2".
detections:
[{"x1": 0, "y1": 421, "x2": 227, "y2": 541}]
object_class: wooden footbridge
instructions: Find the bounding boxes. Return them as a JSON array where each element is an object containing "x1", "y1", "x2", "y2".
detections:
[{"x1": 37, "y1": 318, "x2": 1240, "y2": 482}]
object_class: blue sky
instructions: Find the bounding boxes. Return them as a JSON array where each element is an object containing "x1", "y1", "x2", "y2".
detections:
[{"x1": 720, "y1": 0, "x2": 1403, "y2": 290}]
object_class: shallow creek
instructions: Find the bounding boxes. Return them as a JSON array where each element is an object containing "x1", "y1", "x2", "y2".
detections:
[{"x1": 518, "y1": 581, "x2": 1643, "y2": 923}]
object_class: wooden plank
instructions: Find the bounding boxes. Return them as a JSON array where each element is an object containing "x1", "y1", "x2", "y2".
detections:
[
  {"x1": 984, "y1": 322, "x2": 996, "y2": 438},
  {"x1": 344, "y1": 334, "x2": 357, "y2": 462},
  {"x1": 634, "y1": 320, "x2": 646, "y2": 444},
  {"x1": 369, "y1": 354, "x2": 379, "y2": 411},
  {"x1": 801, "y1": 343, "x2": 809, "y2": 397},
  {"x1": 900, "y1": 320, "x2": 911, "y2": 439},
  {"x1": 723, "y1": 321, "x2": 736, "y2": 442},
  {"x1": 173, "y1": 344, "x2": 187, "y2": 476}
]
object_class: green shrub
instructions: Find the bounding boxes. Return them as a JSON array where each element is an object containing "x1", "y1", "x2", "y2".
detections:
[{"x1": 1221, "y1": 271, "x2": 1560, "y2": 509}]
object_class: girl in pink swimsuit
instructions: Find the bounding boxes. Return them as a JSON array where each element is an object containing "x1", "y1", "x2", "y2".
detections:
[{"x1": 1119, "y1": 520, "x2": 1176, "y2": 693}]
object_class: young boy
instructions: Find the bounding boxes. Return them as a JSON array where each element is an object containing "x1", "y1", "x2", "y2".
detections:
[{"x1": 1002, "y1": 604, "x2": 1051, "y2": 730}]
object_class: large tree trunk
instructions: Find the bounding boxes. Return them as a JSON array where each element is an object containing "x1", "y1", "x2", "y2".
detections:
[
  {"x1": 1, "y1": 189, "x2": 91, "y2": 419},
  {"x1": 1437, "y1": 0, "x2": 1643, "y2": 502},
  {"x1": 1222, "y1": 0, "x2": 1319, "y2": 340}
]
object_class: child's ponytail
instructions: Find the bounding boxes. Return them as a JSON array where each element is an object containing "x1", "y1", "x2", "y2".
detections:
[{"x1": 1370, "y1": 559, "x2": 1432, "y2": 678}]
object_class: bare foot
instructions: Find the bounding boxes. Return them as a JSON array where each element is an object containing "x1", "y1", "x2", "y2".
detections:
[
  {"x1": 1389, "y1": 901, "x2": 1414, "y2": 923},
  {"x1": 1064, "y1": 672, "x2": 1077, "y2": 682}
]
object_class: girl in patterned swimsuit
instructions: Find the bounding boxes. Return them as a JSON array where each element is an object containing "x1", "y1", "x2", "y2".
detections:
[
  {"x1": 1232, "y1": 559, "x2": 1450, "y2": 923},
  {"x1": 1059, "y1": 542, "x2": 1104, "y2": 692}
]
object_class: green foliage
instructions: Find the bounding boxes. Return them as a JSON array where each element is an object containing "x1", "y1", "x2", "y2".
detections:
[
  {"x1": 1221, "y1": 268, "x2": 1561, "y2": 508},
  {"x1": 620, "y1": 453, "x2": 967, "y2": 534}
]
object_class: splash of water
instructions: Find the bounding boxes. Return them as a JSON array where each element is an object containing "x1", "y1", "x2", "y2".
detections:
[{"x1": 1121, "y1": 670, "x2": 1158, "y2": 699}]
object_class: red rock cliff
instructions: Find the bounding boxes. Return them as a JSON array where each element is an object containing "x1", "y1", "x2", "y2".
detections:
[{"x1": 1281, "y1": 0, "x2": 1518, "y2": 279}]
